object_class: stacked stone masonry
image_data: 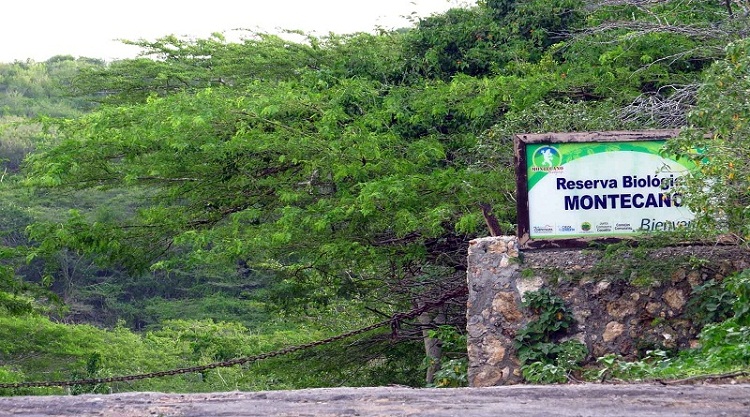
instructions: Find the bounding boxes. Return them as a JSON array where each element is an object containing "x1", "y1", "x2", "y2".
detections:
[{"x1": 466, "y1": 236, "x2": 750, "y2": 387}]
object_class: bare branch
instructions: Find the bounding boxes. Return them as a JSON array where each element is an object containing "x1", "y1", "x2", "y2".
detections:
[
  {"x1": 578, "y1": 21, "x2": 733, "y2": 41},
  {"x1": 617, "y1": 84, "x2": 700, "y2": 128},
  {"x1": 587, "y1": 0, "x2": 673, "y2": 7}
]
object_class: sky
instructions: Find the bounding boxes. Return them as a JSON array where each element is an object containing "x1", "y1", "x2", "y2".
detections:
[{"x1": 2, "y1": 0, "x2": 472, "y2": 63}]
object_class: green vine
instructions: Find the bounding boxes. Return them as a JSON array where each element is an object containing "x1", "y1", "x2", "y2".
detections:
[{"x1": 514, "y1": 288, "x2": 587, "y2": 383}]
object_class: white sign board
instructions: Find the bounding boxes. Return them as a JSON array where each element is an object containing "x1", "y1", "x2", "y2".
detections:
[{"x1": 524, "y1": 140, "x2": 696, "y2": 239}]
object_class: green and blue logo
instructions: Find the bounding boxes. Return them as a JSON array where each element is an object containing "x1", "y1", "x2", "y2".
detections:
[{"x1": 532, "y1": 145, "x2": 562, "y2": 169}]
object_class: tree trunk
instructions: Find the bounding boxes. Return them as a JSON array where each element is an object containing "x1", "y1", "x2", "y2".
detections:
[
  {"x1": 479, "y1": 202, "x2": 503, "y2": 237},
  {"x1": 419, "y1": 306, "x2": 446, "y2": 384}
]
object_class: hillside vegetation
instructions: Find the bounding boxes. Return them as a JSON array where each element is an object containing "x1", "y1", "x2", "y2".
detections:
[{"x1": 1, "y1": 0, "x2": 750, "y2": 393}]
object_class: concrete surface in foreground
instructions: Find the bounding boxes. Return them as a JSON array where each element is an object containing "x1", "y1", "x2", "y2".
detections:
[{"x1": 1, "y1": 383, "x2": 749, "y2": 417}]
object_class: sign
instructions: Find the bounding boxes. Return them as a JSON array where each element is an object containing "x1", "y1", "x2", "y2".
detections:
[{"x1": 515, "y1": 131, "x2": 697, "y2": 246}]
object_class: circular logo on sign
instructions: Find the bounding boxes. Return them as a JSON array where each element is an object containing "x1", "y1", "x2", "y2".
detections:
[
  {"x1": 581, "y1": 222, "x2": 592, "y2": 232},
  {"x1": 532, "y1": 146, "x2": 562, "y2": 168}
]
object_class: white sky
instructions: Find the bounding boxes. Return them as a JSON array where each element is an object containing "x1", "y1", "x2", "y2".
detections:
[{"x1": 1, "y1": 0, "x2": 472, "y2": 63}]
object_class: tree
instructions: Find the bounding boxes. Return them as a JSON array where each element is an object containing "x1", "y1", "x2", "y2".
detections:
[
  {"x1": 15, "y1": 0, "x2": 750, "y2": 387},
  {"x1": 23, "y1": 31, "x2": 527, "y2": 382},
  {"x1": 666, "y1": 39, "x2": 750, "y2": 243},
  {"x1": 68, "y1": 32, "x2": 328, "y2": 105}
]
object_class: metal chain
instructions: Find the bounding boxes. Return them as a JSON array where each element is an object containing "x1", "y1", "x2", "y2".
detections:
[{"x1": 0, "y1": 286, "x2": 466, "y2": 390}]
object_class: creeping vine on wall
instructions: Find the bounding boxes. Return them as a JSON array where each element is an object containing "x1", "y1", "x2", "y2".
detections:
[{"x1": 514, "y1": 288, "x2": 587, "y2": 383}]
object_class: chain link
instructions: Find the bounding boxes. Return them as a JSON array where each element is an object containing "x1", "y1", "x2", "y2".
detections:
[{"x1": 0, "y1": 287, "x2": 466, "y2": 390}]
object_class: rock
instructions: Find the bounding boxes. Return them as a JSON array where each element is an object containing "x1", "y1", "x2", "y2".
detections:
[
  {"x1": 492, "y1": 292, "x2": 523, "y2": 323},
  {"x1": 467, "y1": 343, "x2": 479, "y2": 360},
  {"x1": 572, "y1": 307, "x2": 591, "y2": 324},
  {"x1": 486, "y1": 337, "x2": 507, "y2": 366},
  {"x1": 593, "y1": 280, "x2": 610, "y2": 295},
  {"x1": 467, "y1": 321, "x2": 486, "y2": 338},
  {"x1": 488, "y1": 239, "x2": 508, "y2": 254},
  {"x1": 687, "y1": 270, "x2": 702, "y2": 287},
  {"x1": 671, "y1": 268, "x2": 687, "y2": 283},
  {"x1": 472, "y1": 368, "x2": 504, "y2": 387},
  {"x1": 663, "y1": 288, "x2": 686, "y2": 311},
  {"x1": 499, "y1": 255, "x2": 511, "y2": 267},
  {"x1": 661, "y1": 330, "x2": 677, "y2": 349},
  {"x1": 516, "y1": 276, "x2": 543, "y2": 298},
  {"x1": 645, "y1": 302, "x2": 661, "y2": 315},
  {"x1": 606, "y1": 300, "x2": 636, "y2": 320},
  {"x1": 603, "y1": 321, "x2": 625, "y2": 342}
]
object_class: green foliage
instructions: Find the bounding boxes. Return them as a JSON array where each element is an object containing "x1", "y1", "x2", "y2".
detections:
[
  {"x1": 685, "y1": 279, "x2": 737, "y2": 327},
  {"x1": 516, "y1": 289, "x2": 575, "y2": 349},
  {"x1": 665, "y1": 39, "x2": 750, "y2": 243},
  {"x1": 2, "y1": 0, "x2": 749, "y2": 391},
  {"x1": 73, "y1": 32, "x2": 411, "y2": 104},
  {"x1": 514, "y1": 289, "x2": 587, "y2": 383},
  {"x1": 69, "y1": 353, "x2": 109, "y2": 395},
  {"x1": 428, "y1": 325, "x2": 467, "y2": 354},
  {"x1": 22, "y1": 37, "x2": 521, "y2": 328},
  {"x1": 503, "y1": 0, "x2": 585, "y2": 49},
  {"x1": 404, "y1": 0, "x2": 585, "y2": 80},
  {"x1": 0, "y1": 218, "x2": 59, "y2": 317},
  {"x1": 429, "y1": 359, "x2": 468, "y2": 387},
  {"x1": 425, "y1": 325, "x2": 468, "y2": 388},
  {"x1": 0, "y1": 117, "x2": 43, "y2": 173},
  {"x1": 726, "y1": 269, "x2": 750, "y2": 325},
  {"x1": 0, "y1": 310, "x2": 422, "y2": 394},
  {"x1": 593, "y1": 349, "x2": 673, "y2": 381},
  {"x1": 140, "y1": 295, "x2": 269, "y2": 329},
  {"x1": 402, "y1": 7, "x2": 507, "y2": 79},
  {"x1": 275, "y1": 335, "x2": 426, "y2": 389},
  {"x1": 696, "y1": 321, "x2": 750, "y2": 369},
  {"x1": 672, "y1": 270, "x2": 750, "y2": 371},
  {"x1": 548, "y1": 0, "x2": 730, "y2": 108},
  {"x1": 0, "y1": 316, "x2": 382, "y2": 393},
  {"x1": 0, "y1": 57, "x2": 101, "y2": 118},
  {"x1": 70, "y1": 33, "x2": 325, "y2": 105}
]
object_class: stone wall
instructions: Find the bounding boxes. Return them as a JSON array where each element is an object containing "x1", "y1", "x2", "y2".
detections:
[{"x1": 466, "y1": 236, "x2": 750, "y2": 387}]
